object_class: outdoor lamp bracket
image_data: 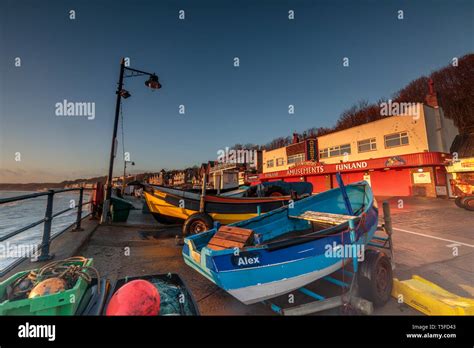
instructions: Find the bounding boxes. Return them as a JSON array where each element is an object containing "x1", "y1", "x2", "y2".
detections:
[{"x1": 145, "y1": 74, "x2": 162, "y2": 89}]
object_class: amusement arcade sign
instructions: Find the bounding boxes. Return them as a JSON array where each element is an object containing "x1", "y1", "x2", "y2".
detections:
[
  {"x1": 263, "y1": 160, "x2": 370, "y2": 179},
  {"x1": 260, "y1": 152, "x2": 449, "y2": 180}
]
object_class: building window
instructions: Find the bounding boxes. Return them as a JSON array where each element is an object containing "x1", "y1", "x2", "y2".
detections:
[
  {"x1": 287, "y1": 153, "x2": 304, "y2": 164},
  {"x1": 319, "y1": 148, "x2": 329, "y2": 159},
  {"x1": 320, "y1": 144, "x2": 351, "y2": 158},
  {"x1": 358, "y1": 138, "x2": 377, "y2": 153},
  {"x1": 267, "y1": 159, "x2": 274, "y2": 168},
  {"x1": 384, "y1": 132, "x2": 409, "y2": 148},
  {"x1": 329, "y1": 146, "x2": 340, "y2": 157},
  {"x1": 340, "y1": 144, "x2": 351, "y2": 155},
  {"x1": 276, "y1": 157, "x2": 285, "y2": 166}
]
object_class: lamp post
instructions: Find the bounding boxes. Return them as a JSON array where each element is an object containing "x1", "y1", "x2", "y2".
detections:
[{"x1": 101, "y1": 58, "x2": 161, "y2": 224}]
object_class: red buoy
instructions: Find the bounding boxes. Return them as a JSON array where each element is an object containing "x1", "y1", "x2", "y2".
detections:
[{"x1": 106, "y1": 279, "x2": 160, "y2": 316}]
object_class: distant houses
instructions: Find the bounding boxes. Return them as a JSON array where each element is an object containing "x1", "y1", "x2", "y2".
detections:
[
  {"x1": 147, "y1": 167, "x2": 200, "y2": 188},
  {"x1": 146, "y1": 159, "x2": 259, "y2": 190},
  {"x1": 64, "y1": 182, "x2": 96, "y2": 189}
]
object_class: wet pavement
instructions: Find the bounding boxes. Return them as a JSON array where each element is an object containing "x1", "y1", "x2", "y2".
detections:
[{"x1": 75, "y1": 196, "x2": 474, "y2": 315}]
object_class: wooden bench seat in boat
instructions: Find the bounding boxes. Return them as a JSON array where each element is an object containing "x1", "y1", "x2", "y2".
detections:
[
  {"x1": 207, "y1": 226, "x2": 255, "y2": 251},
  {"x1": 289, "y1": 211, "x2": 356, "y2": 225}
]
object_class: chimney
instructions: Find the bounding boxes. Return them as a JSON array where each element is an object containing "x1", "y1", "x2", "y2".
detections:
[
  {"x1": 425, "y1": 78, "x2": 439, "y2": 108},
  {"x1": 292, "y1": 133, "x2": 299, "y2": 144}
]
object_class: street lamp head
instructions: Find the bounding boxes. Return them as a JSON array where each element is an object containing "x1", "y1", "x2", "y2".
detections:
[
  {"x1": 119, "y1": 89, "x2": 131, "y2": 99},
  {"x1": 145, "y1": 74, "x2": 162, "y2": 90}
]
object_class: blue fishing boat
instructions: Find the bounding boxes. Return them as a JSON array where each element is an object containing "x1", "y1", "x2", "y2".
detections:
[{"x1": 182, "y1": 176, "x2": 379, "y2": 304}]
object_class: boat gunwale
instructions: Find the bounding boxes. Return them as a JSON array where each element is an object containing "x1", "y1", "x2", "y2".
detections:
[
  {"x1": 185, "y1": 181, "x2": 375, "y2": 257},
  {"x1": 145, "y1": 184, "x2": 293, "y2": 203}
]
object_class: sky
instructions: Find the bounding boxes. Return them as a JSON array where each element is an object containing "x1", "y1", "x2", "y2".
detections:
[{"x1": 0, "y1": 0, "x2": 473, "y2": 183}]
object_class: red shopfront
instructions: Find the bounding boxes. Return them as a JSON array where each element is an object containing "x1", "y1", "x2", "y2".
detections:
[{"x1": 259, "y1": 152, "x2": 451, "y2": 197}]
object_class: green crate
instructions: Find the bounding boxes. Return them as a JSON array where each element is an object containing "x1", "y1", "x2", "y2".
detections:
[{"x1": 0, "y1": 258, "x2": 94, "y2": 315}]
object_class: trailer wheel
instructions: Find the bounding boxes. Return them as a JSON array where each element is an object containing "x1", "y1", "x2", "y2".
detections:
[
  {"x1": 454, "y1": 196, "x2": 467, "y2": 209},
  {"x1": 357, "y1": 250, "x2": 393, "y2": 307},
  {"x1": 182, "y1": 213, "x2": 214, "y2": 236},
  {"x1": 462, "y1": 197, "x2": 474, "y2": 211}
]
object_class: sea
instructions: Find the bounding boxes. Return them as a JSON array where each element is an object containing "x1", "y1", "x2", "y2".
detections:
[{"x1": 0, "y1": 190, "x2": 91, "y2": 272}]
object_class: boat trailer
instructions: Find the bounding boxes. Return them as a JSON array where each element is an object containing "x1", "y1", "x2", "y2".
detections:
[{"x1": 263, "y1": 200, "x2": 395, "y2": 316}]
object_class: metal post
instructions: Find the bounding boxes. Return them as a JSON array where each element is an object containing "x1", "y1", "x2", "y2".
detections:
[
  {"x1": 335, "y1": 172, "x2": 354, "y2": 215},
  {"x1": 122, "y1": 161, "x2": 127, "y2": 196},
  {"x1": 38, "y1": 190, "x2": 54, "y2": 261},
  {"x1": 382, "y1": 200, "x2": 395, "y2": 269},
  {"x1": 101, "y1": 58, "x2": 126, "y2": 224},
  {"x1": 73, "y1": 187, "x2": 84, "y2": 231},
  {"x1": 348, "y1": 219, "x2": 358, "y2": 274},
  {"x1": 199, "y1": 173, "x2": 207, "y2": 213},
  {"x1": 216, "y1": 172, "x2": 221, "y2": 195},
  {"x1": 382, "y1": 201, "x2": 392, "y2": 235}
]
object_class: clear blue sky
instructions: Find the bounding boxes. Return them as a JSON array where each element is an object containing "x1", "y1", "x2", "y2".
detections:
[{"x1": 1, "y1": 0, "x2": 473, "y2": 183}]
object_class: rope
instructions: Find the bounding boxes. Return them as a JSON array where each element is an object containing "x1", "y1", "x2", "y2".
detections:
[
  {"x1": 120, "y1": 99, "x2": 126, "y2": 165},
  {"x1": 7, "y1": 257, "x2": 100, "y2": 300},
  {"x1": 31, "y1": 256, "x2": 100, "y2": 293}
]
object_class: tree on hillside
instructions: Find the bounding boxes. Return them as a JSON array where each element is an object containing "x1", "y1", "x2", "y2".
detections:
[
  {"x1": 393, "y1": 76, "x2": 430, "y2": 104},
  {"x1": 244, "y1": 143, "x2": 261, "y2": 150},
  {"x1": 394, "y1": 54, "x2": 474, "y2": 132},
  {"x1": 334, "y1": 100, "x2": 383, "y2": 131},
  {"x1": 306, "y1": 127, "x2": 333, "y2": 137}
]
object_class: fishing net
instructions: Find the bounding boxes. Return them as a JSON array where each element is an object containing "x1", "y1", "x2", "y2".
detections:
[{"x1": 147, "y1": 277, "x2": 196, "y2": 316}]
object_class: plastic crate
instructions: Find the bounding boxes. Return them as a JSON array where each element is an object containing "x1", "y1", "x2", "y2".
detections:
[{"x1": 0, "y1": 258, "x2": 94, "y2": 315}]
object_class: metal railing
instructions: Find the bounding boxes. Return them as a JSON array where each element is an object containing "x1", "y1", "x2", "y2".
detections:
[{"x1": 0, "y1": 187, "x2": 93, "y2": 277}]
